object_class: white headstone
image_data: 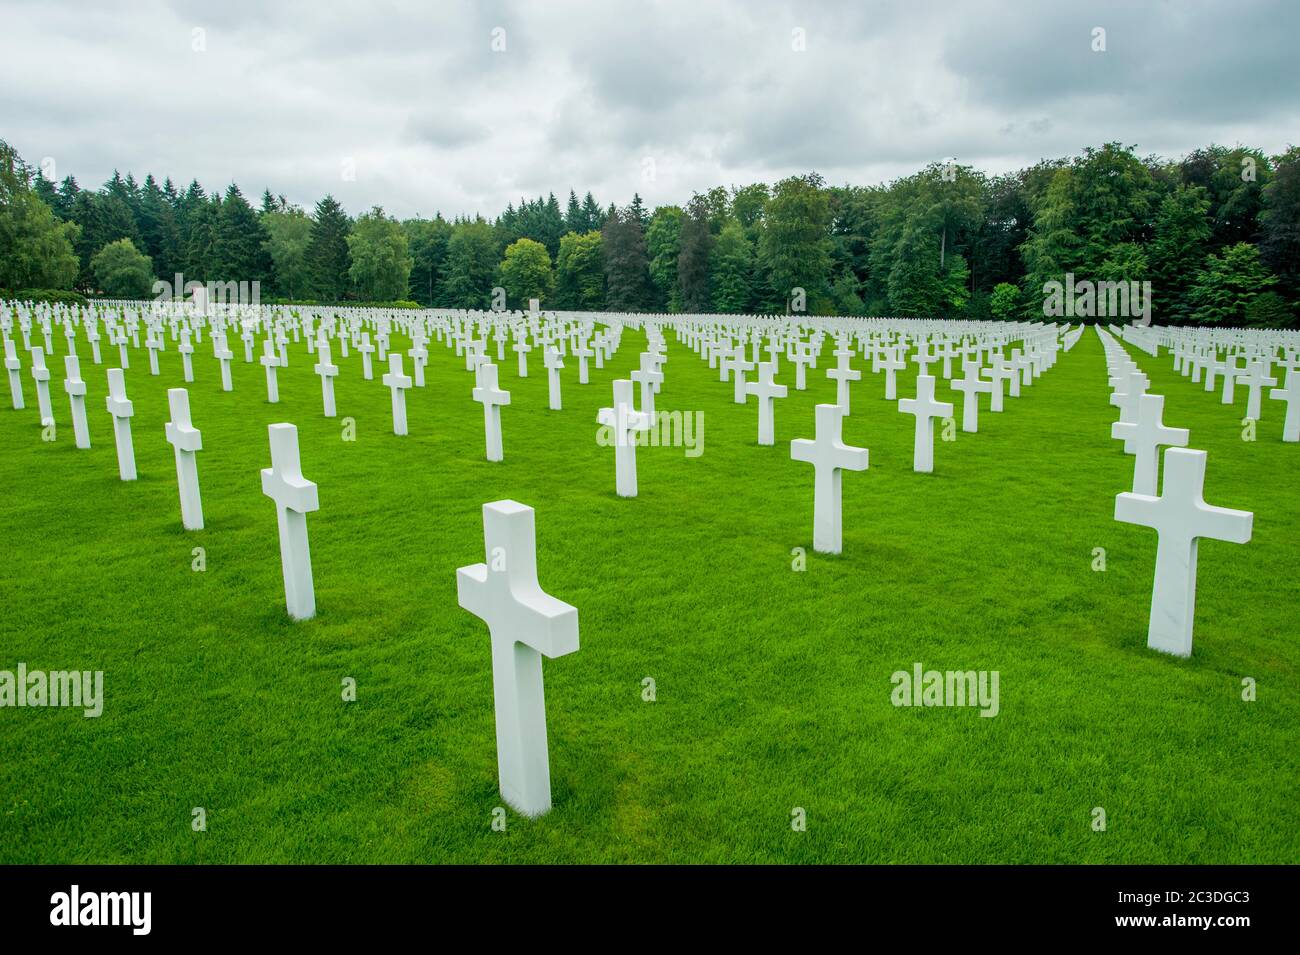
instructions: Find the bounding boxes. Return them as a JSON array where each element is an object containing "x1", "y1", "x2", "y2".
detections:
[
  {"x1": 898, "y1": 375, "x2": 954, "y2": 473},
  {"x1": 63, "y1": 354, "x2": 90, "y2": 449},
  {"x1": 382, "y1": 352, "x2": 412, "y2": 435},
  {"x1": 105, "y1": 367, "x2": 136, "y2": 481},
  {"x1": 260, "y1": 338, "x2": 282, "y2": 403},
  {"x1": 1111, "y1": 394, "x2": 1189, "y2": 496},
  {"x1": 790, "y1": 403, "x2": 869, "y2": 554},
  {"x1": 3, "y1": 338, "x2": 24, "y2": 410},
  {"x1": 456, "y1": 499, "x2": 579, "y2": 818},
  {"x1": 597, "y1": 379, "x2": 652, "y2": 498},
  {"x1": 260, "y1": 423, "x2": 320, "y2": 621},
  {"x1": 472, "y1": 362, "x2": 511, "y2": 462},
  {"x1": 1115, "y1": 448, "x2": 1252, "y2": 657},
  {"x1": 30, "y1": 346, "x2": 53, "y2": 425},
  {"x1": 314, "y1": 337, "x2": 339, "y2": 418},
  {"x1": 165, "y1": 388, "x2": 204, "y2": 530},
  {"x1": 745, "y1": 360, "x2": 787, "y2": 446}
]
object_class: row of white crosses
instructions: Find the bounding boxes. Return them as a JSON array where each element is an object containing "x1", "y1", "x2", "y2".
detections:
[
  {"x1": 1097, "y1": 326, "x2": 1254, "y2": 658},
  {"x1": 1118, "y1": 322, "x2": 1300, "y2": 440}
]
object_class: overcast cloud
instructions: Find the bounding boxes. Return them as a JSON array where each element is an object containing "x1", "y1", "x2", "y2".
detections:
[{"x1": 2, "y1": 0, "x2": 1296, "y2": 219}]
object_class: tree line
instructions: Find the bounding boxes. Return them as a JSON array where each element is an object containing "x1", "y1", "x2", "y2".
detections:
[{"x1": 1, "y1": 138, "x2": 1297, "y2": 325}]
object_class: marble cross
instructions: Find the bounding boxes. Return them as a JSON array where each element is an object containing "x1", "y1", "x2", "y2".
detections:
[
  {"x1": 3, "y1": 338, "x2": 23, "y2": 410},
  {"x1": 746, "y1": 360, "x2": 787, "y2": 446},
  {"x1": 951, "y1": 360, "x2": 993, "y2": 433},
  {"x1": 544, "y1": 346, "x2": 564, "y2": 411},
  {"x1": 314, "y1": 337, "x2": 339, "y2": 418},
  {"x1": 105, "y1": 367, "x2": 137, "y2": 481},
  {"x1": 383, "y1": 353, "x2": 412, "y2": 435},
  {"x1": 214, "y1": 334, "x2": 234, "y2": 392},
  {"x1": 597, "y1": 379, "x2": 653, "y2": 497},
  {"x1": 456, "y1": 500, "x2": 579, "y2": 817},
  {"x1": 179, "y1": 329, "x2": 195, "y2": 383},
  {"x1": 358, "y1": 333, "x2": 376, "y2": 380},
  {"x1": 826, "y1": 347, "x2": 861, "y2": 415},
  {"x1": 1111, "y1": 393, "x2": 1189, "y2": 496},
  {"x1": 1115, "y1": 448, "x2": 1252, "y2": 657},
  {"x1": 30, "y1": 346, "x2": 53, "y2": 425},
  {"x1": 165, "y1": 388, "x2": 204, "y2": 530},
  {"x1": 63, "y1": 355, "x2": 90, "y2": 449},
  {"x1": 1269, "y1": 366, "x2": 1300, "y2": 442},
  {"x1": 1239, "y1": 359, "x2": 1277, "y2": 421},
  {"x1": 260, "y1": 423, "x2": 320, "y2": 621},
  {"x1": 260, "y1": 338, "x2": 282, "y2": 403},
  {"x1": 790, "y1": 403, "x2": 869, "y2": 554},
  {"x1": 473, "y1": 362, "x2": 511, "y2": 462},
  {"x1": 899, "y1": 375, "x2": 953, "y2": 473}
]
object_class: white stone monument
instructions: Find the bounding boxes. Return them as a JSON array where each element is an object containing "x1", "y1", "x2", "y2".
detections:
[
  {"x1": 790, "y1": 403, "x2": 869, "y2": 554},
  {"x1": 456, "y1": 499, "x2": 579, "y2": 818},
  {"x1": 597, "y1": 379, "x2": 652, "y2": 498},
  {"x1": 260, "y1": 423, "x2": 320, "y2": 621},
  {"x1": 1115, "y1": 447, "x2": 1252, "y2": 657},
  {"x1": 472, "y1": 362, "x2": 511, "y2": 462},
  {"x1": 165, "y1": 387, "x2": 204, "y2": 530},
  {"x1": 382, "y1": 352, "x2": 412, "y2": 435},
  {"x1": 63, "y1": 355, "x2": 90, "y2": 449},
  {"x1": 105, "y1": 367, "x2": 137, "y2": 481},
  {"x1": 899, "y1": 375, "x2": 953, "y2": 473}
]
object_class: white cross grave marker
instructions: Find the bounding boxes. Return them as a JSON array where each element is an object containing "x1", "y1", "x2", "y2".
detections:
[
  {"x1": 1111, "y1": 393, "x2": 1189, "y2": 496},
  {"x1": 4, "y1": 338, "x2": 24, "y2": 410},
  {"x1": 544, "y1": 346, "x2": 564, "y2": 411},
  {"x1": 260, "y1": 338, "x2": 282, "y2": 403},
  {"x1": 260, "y1": 423, "x2": 320, "y2": 621},
  {"x1": 790, "y1": 403, "x2": 869, "y2": 554},
  {"x1": 165, "y1": 387, "x2": 204, "y2": 530},
  {"x1": 30, "y1": 346, "x2": 53, "y2": 425},
  {"x1": 63, "y1": 355, "x2": 90, "y2": 449},
  {"x1": 473, "y1": 362, "x2": 511, "y2": 462},
  {"x1": 456, "y1": 500, "x2": 579, "y2": 818},
  {"x1": 899, "y1": 375, "x2": 954, "y2": 473},
  {"x1": 1269, "y1": 367, "x2": 1300, "y2": 442},
  {"x1": 597, "y1": 379, "x2": 653, "y2": 497},
  {"x1": 105, "y1": 367, "x2": 136, "y2": 481},
  {"x1": 1115, "y1": 448, "x2": 1252, "y2": 657},
  {"x1": 383, "y1": 353, "x2": 412, "y2": 435},
  {"x1": 314, "y1": 337, "x2": 339, "y2": 418},
  {"x1": 746, "y1": 360, "x2": 787, "y2": 446}
]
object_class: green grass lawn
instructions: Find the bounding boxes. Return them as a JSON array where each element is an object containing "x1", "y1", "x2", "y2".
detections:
[{"x1": 1, "y1": 320, "x2": 1296, "y2": 864}]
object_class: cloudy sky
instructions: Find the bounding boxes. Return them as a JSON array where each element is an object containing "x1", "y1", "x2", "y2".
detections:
[{"x1": 3, "y1": 0, "x2": 1296, "y2": 219}]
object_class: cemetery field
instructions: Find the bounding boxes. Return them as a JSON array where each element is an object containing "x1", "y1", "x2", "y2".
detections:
[{"x1": 0, "y1": 326, "x2": 1296, "y2": 865}]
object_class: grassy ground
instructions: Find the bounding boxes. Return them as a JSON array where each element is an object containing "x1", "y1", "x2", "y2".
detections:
[{"x1": 0, "y1": 320, "x2": 1295, "y2": 864}]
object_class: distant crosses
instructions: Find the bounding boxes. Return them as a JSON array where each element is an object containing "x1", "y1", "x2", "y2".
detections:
[
  {"x1": 105, "y1": 368, "x2": 137, "y2": 481},
  {"x1": 544, "y1": 346, "x2": 564, "y2": 411},
  {"x1": 1239, "y1": 359, "x2": 1276, "y2": 421},
  {"x1": 260, "y1": 338, "x2": 282, "y2": 403},
  {"x1": 1115, "y1": 448, "x2": 1252, "y2": 658},
  {"x1": 260, "y1": 423, "x2": 320, "y2": 621},
  {"x1": 30, "y1": 346, "x2": 53, "y2": 425},
  {"x1": 899, "y1": 375, "x2": 954, "y2": 473},
  {"x1": 358, "y1": 332, "x2": 376, "y2": 380},
  {"x1": 1111, "y1": 394, "x2": 1189, "y2": 496},
  {"x1": 313, "y1": 337, "x2": 339, "y2": 418},
  {"x1": 1270, "y1": 367, "x2": 1300, "y2": 442},
  {"x1": 456, "y1": 499, "x2": 580, "y2": 817},
  {"x1": 214, "y1": 333, "x2": 234, "y2": 392},
  {"x1": 63, "y1": 355, "x2": 90, "y2": 449},
  {"x1": 597, "y1": 379, "x2": 652, "y2": 498},
  {"x1": 746, "y1": 360, "x2": 787, "y2": 446},
  {"x1": 179, "y1": 329, "x2": 196, "y2": 383},
  {"x1": 951, "y1": 360, "x2": 993, "y2": 433},
  {"x1": 826, "y1": 346, "x2": 861, "y2": 414},
  {"x1": 472, "y1": 362, "x2": 511, "y2": 462},
  {"x1": 383, "y1": 353, "x2": 412, "y2": 436},
  {"x1": 165, "y1": 388, "x2": 204, "y2": 530},
  {"x1": 790, "y1": 403, "x2": 869, "y2": 554},
  {"x1": 3, "y1": 339, "x2": 24, "y2": 410}
]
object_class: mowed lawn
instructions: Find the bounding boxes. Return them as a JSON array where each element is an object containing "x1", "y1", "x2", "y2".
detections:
[{"x1": 0, "y1": 317, "x2": 1296, "y2": 864}]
